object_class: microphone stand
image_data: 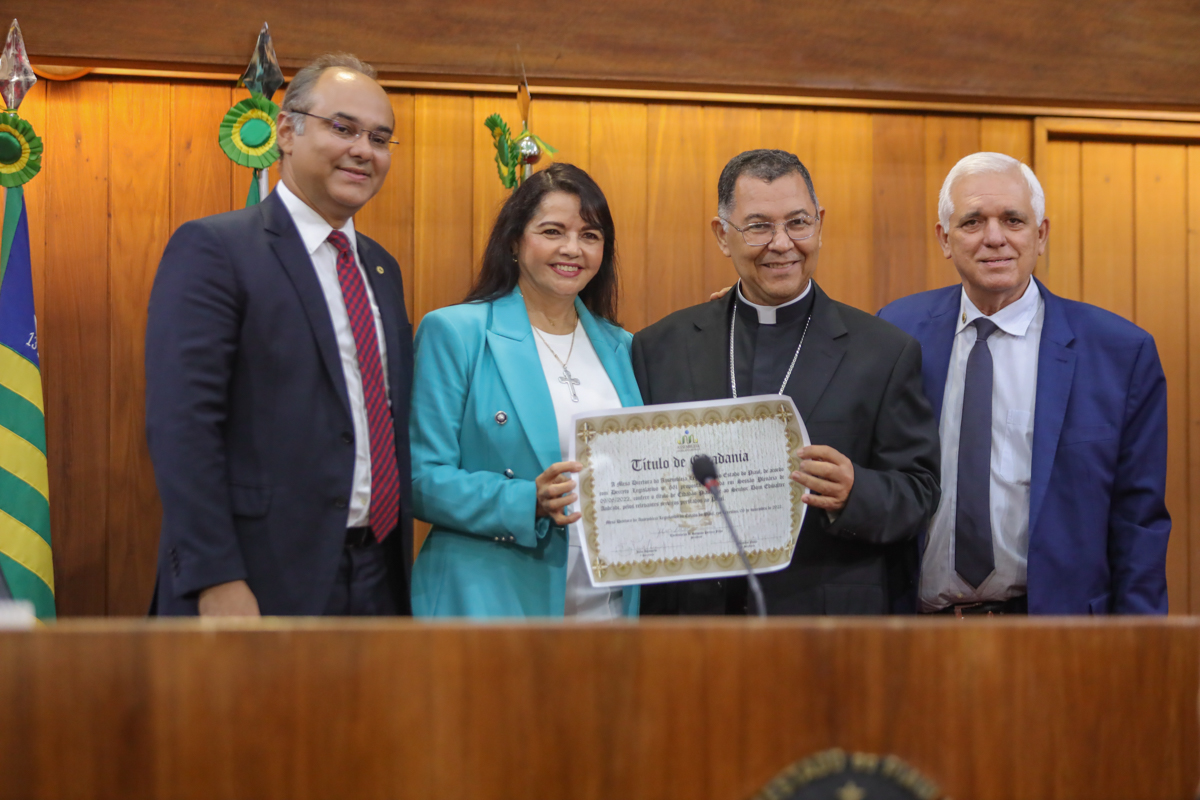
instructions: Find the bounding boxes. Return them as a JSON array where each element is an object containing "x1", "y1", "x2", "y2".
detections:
[{"x1": 702, "y1": 478, "x2": 767, "y2": 619}]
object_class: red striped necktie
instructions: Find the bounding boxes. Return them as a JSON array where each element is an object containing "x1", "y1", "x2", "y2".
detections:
[{"x1": 327, "y1": 230, "x2": 399, "y2": 542}]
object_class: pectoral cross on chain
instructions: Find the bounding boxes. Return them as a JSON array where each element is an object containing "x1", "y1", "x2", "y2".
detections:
[{"x1": 559, "y1": 367, "x2": 581, "y2": 402}]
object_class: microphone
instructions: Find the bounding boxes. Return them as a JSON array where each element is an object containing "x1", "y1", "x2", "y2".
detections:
[{"x1": 691, "y1": 454, "x2": 767, "y2": 618}]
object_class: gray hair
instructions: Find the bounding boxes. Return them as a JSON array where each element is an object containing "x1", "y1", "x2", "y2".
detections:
[
  {"x1": 278, "y1": 53, "x2": 378, "y2": 134},
  {"x1": 938, "y1": 152, "x2": 1045, "y2": 229},
  {"x1": 716, "y1": 149, "x2": 819, "y2": 222}
]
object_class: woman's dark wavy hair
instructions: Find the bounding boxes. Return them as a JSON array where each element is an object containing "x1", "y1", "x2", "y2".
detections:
[{"x1": 464, "y1": 162, "x2": 619, "y2": 324}]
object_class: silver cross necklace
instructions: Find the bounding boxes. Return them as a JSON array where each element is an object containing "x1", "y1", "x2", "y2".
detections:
[{"x1": 534, "y1": 321, "x2": 581, "y2": 402}]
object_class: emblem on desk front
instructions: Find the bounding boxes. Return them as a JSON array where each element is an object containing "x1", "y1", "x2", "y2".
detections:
[{"x1": 752, "y1": 749, "x2": 944, "y2": 800}]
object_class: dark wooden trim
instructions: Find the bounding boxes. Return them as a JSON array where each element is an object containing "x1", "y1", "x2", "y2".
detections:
[{"x1": 11, "y1": 0, "x2": 1200, "y2": 109}]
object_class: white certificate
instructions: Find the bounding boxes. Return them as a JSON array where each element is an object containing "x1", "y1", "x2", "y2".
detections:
[{"x1": 568, "y1": 395, "x2": 809, "y2": 588}]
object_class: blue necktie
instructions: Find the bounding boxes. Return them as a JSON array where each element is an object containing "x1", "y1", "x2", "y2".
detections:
[{"x1": 956, "y1": 317, "x2": 998, "y2": 588}]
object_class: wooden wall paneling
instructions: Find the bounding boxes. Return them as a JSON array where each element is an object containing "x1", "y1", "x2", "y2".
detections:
[
  {"x1": 470, "y1": 95, "x2": 520, "y2": 273},
  {"x1": 702, "y1": 106, "x2": 761, "y2": 300},
  {"x1": 355, "y1": 92, "x2": 415, "y2": 316},
  {"x1": 410, "y1": 93, "x2": 473, "y2": 553},
  {"x1": 43, "y1": 81, "x2": 111, "y2": 616},
  {"x1": 413, "y1": 94, "x2": 475, "y2": 325},
  {"x1": 1188, "y1": 146, "x2": 1200, "y2": 612},
  {"x1": 645, "y1": 104, "x2": 706, "y2": 325},
  {"x1": 811, "y1": 111, "x2": 874, "y2": 311},
  {"x1": 871, "y1": 114, "x2": 927, "y2": 310},
  {"x1": 588, "y1": 102, "x2": 648, "y2": 331},
  {"x1": 387, "y1": 92, "x2": 417, "y2": 321},
  {"x1": 923, "y1": 117, "x2": 981, "y2": 291},
  {"x1": 170, "y1": 83, "x2": 235, "y2": 229},
  {"x1": 1133, "y1": 144, "x2": 1190, "y2": 613},
  {"x1": 980, "y1": 117, "x2": 1033, "y2": 164},
  {"x1": 1039, "y1": 140, "x2": 1083, "y2": 300},
  {"x1": 1079, "y1": 142, "x2": 1135, "y2": 320},
  {"x1": 1038, "y1": 117, "x2": 1200, "y2": 141},
  {"x1": 532, "y1": 98, "x2": 591, "y2": 173},
  {"x1": 759, "y1": 109, "x2": 817, "y2": 168},
  {"x1": 105, "y1": 81, "x2": 169, "y2": 616}
]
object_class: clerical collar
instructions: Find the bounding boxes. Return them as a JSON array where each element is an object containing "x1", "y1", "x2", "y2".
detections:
[{"x1": 734, "y1": 280, "x2": 812, "y2": 325}]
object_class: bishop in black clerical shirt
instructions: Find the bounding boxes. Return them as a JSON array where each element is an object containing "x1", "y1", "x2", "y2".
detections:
[{"x1": 631, "y1": 149, "x2": 940, "y2": 616}]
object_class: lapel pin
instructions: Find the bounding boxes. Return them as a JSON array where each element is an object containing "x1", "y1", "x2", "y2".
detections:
[
  {"x1": 495, "y1": 411, "x2": 508, "y2": 425},
  {"x1": 376, "y1": 266, "x2": 385, "y2": 274}
]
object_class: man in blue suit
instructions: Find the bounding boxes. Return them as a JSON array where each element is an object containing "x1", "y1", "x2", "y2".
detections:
[
  {"x1": 146, "y1": 54, "x2": 413, "y2": 616},
  {"x1": 879, "y1": 152, "x2": 1170, "y2": 615}
]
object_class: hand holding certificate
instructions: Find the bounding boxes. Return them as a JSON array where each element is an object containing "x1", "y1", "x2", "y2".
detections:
[{"x1": 568, "y1": 395, "x2": 810, "y2": 587}]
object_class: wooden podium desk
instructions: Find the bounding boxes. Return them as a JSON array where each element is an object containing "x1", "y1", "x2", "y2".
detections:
[{"x1": 0, "y1": 618, "x2": 1196, "y2": 800}]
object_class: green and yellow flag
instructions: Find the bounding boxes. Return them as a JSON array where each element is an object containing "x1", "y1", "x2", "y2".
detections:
[
  {"x1": 0, "y1": 184, "x2": 53, "y2": 618},
  {"x1": 0, "y1": 19, "x2": 51, "y2": 618}
]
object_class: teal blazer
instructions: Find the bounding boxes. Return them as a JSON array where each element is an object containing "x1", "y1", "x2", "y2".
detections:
[{"x1": 410, "y1": 290, "x2": 642, "y2": 617}]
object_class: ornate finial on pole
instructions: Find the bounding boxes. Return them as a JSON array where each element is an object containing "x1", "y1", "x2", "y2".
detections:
[
  {"x1": 484, "y1": 52, "x2": 557, "y2": 190},
  {"x1": 0, "y1": 20, "x2": 35, "y2": 112},
  {"x1": 238, "y1": 23, "x2": 284, "y2": 100},
  {"x1": 220, "y1": 23, "x2": 283, "y2": 205},
  {"x1": 0, "y1": 20, "x2": 41, "y2": 188}
]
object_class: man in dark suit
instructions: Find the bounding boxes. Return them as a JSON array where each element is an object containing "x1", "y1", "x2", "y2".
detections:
[
  {"x1": 146, "y1": 54, "x2": 413, "y2": 616},
  {"x1": 632, "y1": 149, "x2": 941, "y2": 615},
  {"x1": 879, "y1": 152, "x2": 1169, "y2": 615}
]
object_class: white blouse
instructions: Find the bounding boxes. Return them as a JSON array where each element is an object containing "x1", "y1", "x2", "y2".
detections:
[{"x1": 532, "y1": 320, "x2": 624, "y2": 619}]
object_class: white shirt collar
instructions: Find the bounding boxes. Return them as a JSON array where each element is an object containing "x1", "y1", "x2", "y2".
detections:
[
  {"x1": 274, "y1": 181, "x2": 357, "y2": 257},
  {"x1": 957, "y1": 278, "x2": 1041, "y2": 338},
  {"x1": 735, "y1": 279, "x2": 812, "y2": 325}
]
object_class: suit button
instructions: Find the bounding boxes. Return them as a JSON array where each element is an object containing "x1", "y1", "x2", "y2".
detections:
[
  {"x1": 504, "y1": 469, "x2": 514, "y2": 478},
  {"x1": 341, "y1": 431, "x2": 353, "y2": 444},
  {"x1": 334, "y1": 498, "x2": 348, "y2": 509}
]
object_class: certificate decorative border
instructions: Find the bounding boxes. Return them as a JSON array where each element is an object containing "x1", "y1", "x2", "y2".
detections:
[{"x1": 574, "y1": 397, "x2": 809, "y2": 586}]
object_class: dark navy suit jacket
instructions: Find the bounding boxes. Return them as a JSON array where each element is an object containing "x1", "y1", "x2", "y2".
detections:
[
  {"x1": 878, "y1": 278, "x2": 1169, "y2": 614},
  {"x1": 145, "y1": 192, "x2": 414, "y2": 615}
]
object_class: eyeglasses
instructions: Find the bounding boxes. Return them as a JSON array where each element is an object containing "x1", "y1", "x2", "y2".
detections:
[
  {"x1": 721, "y1": 216, "x2": 819, "y2": 246},
  {"x1": 289, "y1": 111, "x2": 399, "y2": 152}
]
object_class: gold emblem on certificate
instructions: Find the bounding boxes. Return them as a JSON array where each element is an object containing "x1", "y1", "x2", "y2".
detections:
[{"x1": 568, "y1": 395, "x2": 810, "y2": 586}]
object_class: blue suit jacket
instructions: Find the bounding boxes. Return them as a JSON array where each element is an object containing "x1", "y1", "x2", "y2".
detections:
[
  {"x1": 878, "y1": 279, "x2": 1170, "y2": 614},
  {"x1": 410, "y1": 290, "x2": 642, "y2": 617},
  {"x1": 146, "y1": 192, "x2": 414, "y2": 615}
]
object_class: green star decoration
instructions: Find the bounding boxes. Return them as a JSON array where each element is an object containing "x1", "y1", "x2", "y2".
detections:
[
  {"x1": 0, "y1": 111, "x2": 41, "y2": 187},
  {"x1": 219, "y1": 95, "x2": 281, "y2": 169}
]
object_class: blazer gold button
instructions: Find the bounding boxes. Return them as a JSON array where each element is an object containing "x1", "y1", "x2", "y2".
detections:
[
  {"x1": 504, "y1": 469, "x2": 514, "y2": 478},
  {"x1": 495, "y1": 411, "x2": 508, "y2": 425},
  {"x1": 375, "y1": 266, "x2": 385, "y2": 274}
]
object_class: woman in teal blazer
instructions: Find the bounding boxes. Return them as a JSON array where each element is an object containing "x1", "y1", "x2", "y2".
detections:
[{"x1": 410, "y1": 164, "x2": 641, "y2": 617}]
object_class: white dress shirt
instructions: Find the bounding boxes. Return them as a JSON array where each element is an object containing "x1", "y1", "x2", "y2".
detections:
[
  {"x1": 275, "y1": 183, "x2": 389, "y2": 529},
  {"x1": 919, "y1": 279, "x2": 1044, "y2": 611},
  {"x1": 533, "y1": 320, "x2": 625, "y2": 619}
]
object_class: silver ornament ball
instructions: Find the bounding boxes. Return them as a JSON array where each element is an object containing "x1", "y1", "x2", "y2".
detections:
[{"x1": 516, "y1": 134, "x2": 542, "y2": 166}]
